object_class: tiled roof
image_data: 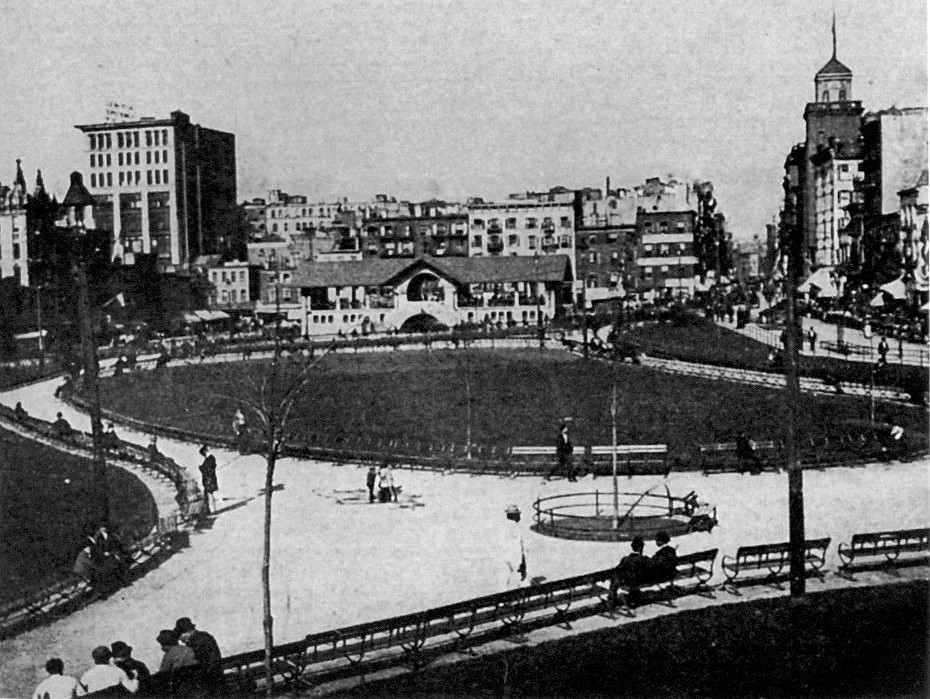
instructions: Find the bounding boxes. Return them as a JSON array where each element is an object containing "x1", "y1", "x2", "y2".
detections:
[
  {"x1": 816, "y1": 56, "x2": 852, "y2": 76},
  {"x1": 287, "y1": 255, "x2": 573, "y2": 288}
]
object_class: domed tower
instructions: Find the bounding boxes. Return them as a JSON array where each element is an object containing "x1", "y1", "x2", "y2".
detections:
[{"x1": 800, "y1": 15, "x2": 863, "y2": 264}]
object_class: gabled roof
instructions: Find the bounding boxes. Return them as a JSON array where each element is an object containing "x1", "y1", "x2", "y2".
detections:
[
  {"x1": 62, "y1": 171, "x2": 95, "y2": 208},
  {"x1": 816, "y1": 56, "x2": 852, "y2": 77},
  {"x1": 287, "y1": 254, "x2": 573, "y2": 289}
]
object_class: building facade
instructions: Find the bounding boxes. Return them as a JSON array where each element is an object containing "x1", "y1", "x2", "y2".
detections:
[
  {"x1": 75, "y1": 110, "x2": 237, "y2": 268},
  {"x1": 810, "y1": 139, "x2": 862, "y2": 266},
  {"x1": 0, "y1": 161, "x2": 29, "y2": 286},
  {"x1": 632, "y1": 210, "x2": 698, "y2": 299},
  {"x1": 363, "y1": 214, "x2": 468, "y2": 258}
]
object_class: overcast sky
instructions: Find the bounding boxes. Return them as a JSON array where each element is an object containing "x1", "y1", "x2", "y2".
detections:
[{"x1": 1, "y1": 0, "x2": 926, "y2": 238}]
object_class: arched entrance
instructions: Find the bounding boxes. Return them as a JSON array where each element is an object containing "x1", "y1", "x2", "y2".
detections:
[
  {"x1": 399, "y1": 313, "x2": 448, "y2": 333},
  {"x1": 406, "y1": 273, "x2": 443, "y2": 302}
]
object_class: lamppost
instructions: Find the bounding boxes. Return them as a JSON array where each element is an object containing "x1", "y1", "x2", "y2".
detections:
[
  {"x1": 534, "y1": 252, "x2": 543, "y2": 348},
  {"x1": 63, "y1": 171, "x2": 110, "y2": 525}
]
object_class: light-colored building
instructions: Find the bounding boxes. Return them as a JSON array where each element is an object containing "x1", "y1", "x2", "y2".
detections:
[
  {"x1": 811, "y1": 140, "x2": 861, "y2": 266},
  {"x1": 202, "y1": 259, "x2": 253, "y2": 308},
  {"x1": 467, "y1": 201, "x2": 576, "y2": 277},
  {"x1": 75, "y1": 110, "x2": 236, "y2": 268},
  {"x1": 286, "y1": 255, "x2": 572, "y2": 337},
  {"x1": 0, "y1": 161, "x2": 29, "y2": 285},
  {"x1": 898, "y1": 170, "x2": 929, "y2": 304}
]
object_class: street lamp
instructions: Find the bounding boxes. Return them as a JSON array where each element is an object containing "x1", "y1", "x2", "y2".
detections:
[
  {"x1": 63, "y1": 171, "x2": 110, "y2": 525},
  {"x1": 534, "y1": 252, "x2": 543, "y2": 348}
]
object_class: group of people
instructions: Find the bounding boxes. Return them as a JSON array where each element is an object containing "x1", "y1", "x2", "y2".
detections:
[
  {"x1": 72, "y1": 525, "x2": 132, "y2": 594},
  {"x1": 367, "y1": 463, "x2": 399, "y2": 503},
  {"x1": 32, "y1": 617, "x2": 222, "y2": 698},
  {"x1": 609, "y1": 531, "x2": 678, "y2": 607}
]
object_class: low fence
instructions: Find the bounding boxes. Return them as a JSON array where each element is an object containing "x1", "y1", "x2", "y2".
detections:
[{"x1": 0, "y1": 405, "x2": 202, "y2": 640}]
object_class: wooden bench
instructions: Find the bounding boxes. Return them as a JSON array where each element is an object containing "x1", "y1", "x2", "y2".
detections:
[
  {"x1": 611, "y1": 548, "x2": 718, "y2": 611},
  {"x1": 509, "y1": 446, "x2": 558, "y2": 473},
  {"x1": 699, "y1": 440, "x2": 780, "y2": 474},
  {"x1": 721, "y1": 537, "x2": 831, "y2": 586},
  {"x1": 586, "y1": 444, "x2": 668, "y2": 477},
  {"x1": 837, "y1": 528, "x2": 930, "y2": 573}
]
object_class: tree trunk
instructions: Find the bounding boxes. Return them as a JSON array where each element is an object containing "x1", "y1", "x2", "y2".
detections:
[{"x1": 262, "y1": 441, "x2": 277, "y2": 695}]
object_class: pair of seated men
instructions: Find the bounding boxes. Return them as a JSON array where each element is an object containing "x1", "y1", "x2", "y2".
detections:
[{"x1": 609, "y1": 531, "x2": 677, "y2": 606}]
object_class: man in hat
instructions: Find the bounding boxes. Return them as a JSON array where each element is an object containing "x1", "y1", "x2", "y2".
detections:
[
  {"x1": 155, "y1": 629, "x2": 199, "y2": 697},
  {"x1": 199, "y1": 446, "x2": 218, "y2": 514},
  {"x1": 80, "y1": 645, "x2": 138, "y2": 695},
  {"x1": 111, "y1": 641, "x2": 150, "y2": 693},
  {"x1": 501, "y1": 505, "x2": 529, "y2": 589},
  {"x1": 175, "y1": 616, "x2": 223, "y2": 689},
  {"x1": 547, "y1": 422, "x2": 577, "y2": 481}
]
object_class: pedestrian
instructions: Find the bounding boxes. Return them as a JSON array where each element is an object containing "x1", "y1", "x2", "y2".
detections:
[
  {"x1": 80, "y1": 645, "x2": 138, "y2": 695},
  {"x1": 14, "y1": 401, "x2": 27, "y2": 420},
  {"x1": 148, "y1": 435, "x2": 161, "y2": 463},
  {"x1": 232, "y1": 408, "x2": 248, "y2": 453},
  {"x1": 377, "y1": 463, "x2": 394, "y2": 503},
  {"x1": 32, "y1": 658, "x2": 82, "y2": 699},
  {"x1": 547, "y1": 423, "x2": 576, "y2": 481},
  {"x1": 735, "y1": 432, "x2": 762, "y2": 475},
  {"x1": 898, "y1": 335, "x2": 904, "y2": 362},
  {"x1": 111, "y1": 641, "x2": 151, "y2": 694},
  {"x1": 609, "y1": 535, "x2": 650, "y2": 607},
  {"x1": 501, "y1": 504, "x2": 528, "y2": 589},
  {"x1": 366, "y1": 465, "x2": 377, "y2": 504},
  {"x1": 102, "y1": 424, "x2": 119, "y2": 452},
  {"x1": 199, "y1": 445, "x2": 218, "y2": 514},
  {"x1": 878, "y1": 336, "x2": 889, "y2": 363},
  {"x1": 863, "y1": 320, "x2": 872, "y2": 340},
  {"x1": 175, "y1": 616, "x2": 224, "y2": 691},
  {"x1": 807, "y1": 326, "x2": 817, "y2": 353}
]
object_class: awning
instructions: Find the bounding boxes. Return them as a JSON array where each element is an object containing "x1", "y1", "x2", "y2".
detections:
[
  {"x1": 194, "y1": 310, "x2": 231, "y2": 322},
  {"x1": 180, "y1": 312, "x2": 202, "y2": 324},
  {"x1": 869, "y1": 292, "x2": 886, "y2": 307},
  {"x1": 798, "y1": 267, "x2": 837, "y2": 296},
  {"x1": 878, "y1": 277, "x2": 907, "y2": 300}
]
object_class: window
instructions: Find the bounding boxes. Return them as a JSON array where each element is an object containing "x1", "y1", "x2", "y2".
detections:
[
  {"x1": 106, "y1": 173, "x2": 112, "y2": 186},
  {"x1": 508, "y1": 235, "x2": 518, "y2": 246},
  {"x1": 644, "y1": 221, "x2": 652, "y2": 228},
  {"x1": 839, "y1": 89, "x2": 846, "y2": 101},
  {"x1": 145, "y1": 130, "x2": 152, "y2": 146},
  {"x1": 163, "y1": 169, "x2": 168, "y2": 183},
  {"x1": 135, "y1": 171, "x2": 140, "y2": 184},
  {"x1": 154, "y1": 151, "x2": 160, "y2": 164},
  {"x1": 676, "y1": 222, "x2": 685, "y2": 231},
  {"x1": 659, "y1": 244, "x2": 668, "y2": 255},
  {"x1": 90, "y1": 154, "x2": 95, "y2": 167},
  {"x1": 117, "y1": 133, "x2": 124, "y2": 148},
  {"x1": 146, "y1": 152, "x2": 151, "y2": 165},
  {"x1": 90, "y1": 134, "x2": 97, "y2": 150},
  {"x1": 822, "y1": 91, "x2": 830, "y2": 102},
  {"x1": 506, "y1": 218, "x2": 516, "y2": 229},
  {"x1": 588, "y1": 252, "x2": 596, "y2": 263},
  {"x1": 560, "y1": 235, "x2": 570, "y2": 248},
  {"x1": 661, "y1": 265, "x2": 669, "y2": 273},
  {"x1": 162, "y1": 129, "x2": 168, "y2": 143},
  {"x1": 105, "y1": 134, "x2": 111, "y2": 148},
  {"x1": 118, "y1": 153, "x2": 123, "y2": 166},
  {"x1": 473, "y1": 235, "x2": 483, "y2": 247},
  {"x1": 644, "y1": 244, "x2": 653, "y2": 253},
  {"x1": 146, "y1": 171, "x2": 152, "y2": 185},
  {"x1": 133, "y1": 132, "x2": 139, "y2": 147},
  {"x1": 134, "y1": 152, "x2": 140, "y2": 165},
  {"x1": 472, "y1": 218, "x2": 485, "y2": 229},
  {"x1": 528, "y1": 236, "x2": 537, "y2": 250},
  {"x1": 588, "y1": 235, "x2": 598, "y2": 245},
  {"x1": 91, "y1": 173, "x2": 97, "y2": 187},
  {"x1": 561, "y1": 216, "x2": 571, "y2": 228},
  {"x1": 118, "y1": 172, "x2": 124, "y2": 186},
  {"x1": 526, "y1": 217, "x2": 537, "y2": 229},
  {"x1": 659, "y1": 221, "x2": 668, "y2": 233},
  {"x1": 155, "y1": 170, "x2": 161, "y2": 185},
  {"x1": 154, "y1": 130, "x2": 160, "y2": 146},
  {"x1": 272, "y1": 223, "x2": 278, "y2": 232},
  {"x1": 106, "y1": 154, "x2": 111, "y2": 166}
]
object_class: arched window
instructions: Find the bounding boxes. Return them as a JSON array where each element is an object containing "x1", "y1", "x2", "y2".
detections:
[
  {"x1": 838, "y1": 89, "x2": 846, "y2": 101},
  {"x1": 821, "y1": 90, "x2": 830, "y2": 102}
]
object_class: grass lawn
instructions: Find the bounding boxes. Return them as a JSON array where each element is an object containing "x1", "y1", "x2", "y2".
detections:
[
  {"x1": 96, "y1": 349, "x2": 927, "y2": 459},
  {"x1": 623, "y1": 316, "x2": 928, "y2": 400},
  {"x1": 0, "y1": 360, "x2": 63, "y2": 390},
  {"x1": 0, "y1": 428, "x2": 156, "y2": 605},
  {"x1": 339, "y1": 581, "x2": 929, "y2": 697}
]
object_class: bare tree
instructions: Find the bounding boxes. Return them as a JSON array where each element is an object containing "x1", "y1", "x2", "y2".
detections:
[{"x1": 208, "y1": 336, "x2": 333, "y2": 695}]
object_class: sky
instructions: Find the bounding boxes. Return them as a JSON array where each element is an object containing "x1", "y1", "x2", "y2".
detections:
[{"x1": 0, "y1": 0, "x2": 926, "y2": 239}]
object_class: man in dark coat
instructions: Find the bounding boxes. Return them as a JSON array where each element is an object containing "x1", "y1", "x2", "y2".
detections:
[
  {"x1": 547, "y1": 423, "x2": 577, "y2": 481},
  {"x1": 648, "y1": 531, "x2": 677, "y2": 584},
  {"x1": 199, "y1": 446, "x2": 218, "y2": 514},
  {"x1": 175, "y1": 616, "x2": 223, "y2": 692},
  {"x1": 610, "y1": 535, "x2": 650, "y2": 607},
  {"x1": 111, "y1": 640, "x2": 151, "y2": 694}
]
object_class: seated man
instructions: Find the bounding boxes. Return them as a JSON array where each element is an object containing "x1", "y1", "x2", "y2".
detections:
[
  {"x1": 647, "y1": 531, "x2": 677, "y2": 584},
  {"x1": 609, "y1": 536, "x2": 650, "y2": 607},
  {"x1": 52, "y1": 412, "x2": 73, "y2": 439}
]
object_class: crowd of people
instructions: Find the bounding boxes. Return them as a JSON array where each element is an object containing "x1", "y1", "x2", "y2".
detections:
[{"x1": 32, "y1": 617, "x2": 222, "y2": 698}]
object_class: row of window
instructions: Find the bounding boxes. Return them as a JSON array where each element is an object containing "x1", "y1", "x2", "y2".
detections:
[
  {"x1": 0, "y1": 243, "x2": 22, "y2": 259},
  {"x1": 90, "y1": 170, "x2": 170, "y2": 188},
  {"x1": 640, "y1": 265, "x2": 691, "y2": 277},
  {"x1": 219, "y1": 289, "x2": 249, "y2": 303},
  {"x1": 89, "y1": 129, "x2": 170, "y2": 150},
  {"x1": 89, "y1": 150, "x2": 170, "y2": 168},
  {"x1": 643, "y1": 243, "x2": 689, "y2": 254},
  {"x1": 472, "y1": 235, "x2": 571, "y2": 249},
  {"x1": 472, "y1": 217, "x2": 571, "y2": 230},
  {"x1": 641, "y1": 221, "x2": 688, "y2": 232},
  {"x1": 213, "y1": 270, "x2": 247, "y2": 283},
  {"x1": 311, "y1": 313, "x2": 388, "y2": 325}
]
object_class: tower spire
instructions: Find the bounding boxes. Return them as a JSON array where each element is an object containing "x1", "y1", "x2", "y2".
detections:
[{"x1": 831, "y1": 12, "x2": 837, "y2": 59}]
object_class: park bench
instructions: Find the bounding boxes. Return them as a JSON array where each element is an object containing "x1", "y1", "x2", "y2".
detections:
[
  {"x1": 820, "y1": 340, "x2": 872, "y2": 358},
  {"x1": 699, "y1": 440, "x2": 781, "y2": 474},
  {"x1": 611, "y1": 548, "x2": 718, "y2": 612},
  {"x1": 585, "y1": 444, "x2": 669, "y2": 477},
  {"x1": 721, "y1": 537, "x2": 831, "y2": 586},
  {"x1": 837, "y1": 528, "x2": 930, "y2": 574},
  {"x1": 509, "y1": 445, "x2": 558, "y2": 473}
]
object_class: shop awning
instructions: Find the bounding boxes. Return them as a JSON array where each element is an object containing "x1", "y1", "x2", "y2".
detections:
[{"x1": 878, "y1": 277, "x2": 907, "y2": 300}]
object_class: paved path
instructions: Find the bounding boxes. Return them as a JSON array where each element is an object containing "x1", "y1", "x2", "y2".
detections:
[{"x1": 1, "y1": 363, "x2": 927, "y2": 697}]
